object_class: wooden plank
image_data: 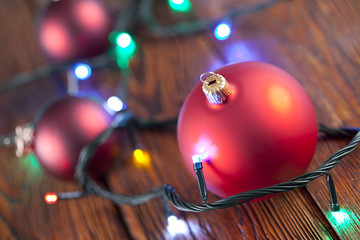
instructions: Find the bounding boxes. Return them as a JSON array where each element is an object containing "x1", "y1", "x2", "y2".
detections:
[
  {"x1": 208, "y1": 0, "x2": 360, "y2": 239},
  {"x1": 0, "y1": 0, "x2": 130, "y2": 239},
  {"x1": 295, "y1": 1, "x2": 360, "y2": 238}
]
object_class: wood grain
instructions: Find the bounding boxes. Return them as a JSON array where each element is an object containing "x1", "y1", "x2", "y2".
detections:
[
  {"x1": 207, "y1": 0, "x2": 360, "y2": 238},
  {"x1": 0, "y1": 0, "x2": 360, "y2": 239}
]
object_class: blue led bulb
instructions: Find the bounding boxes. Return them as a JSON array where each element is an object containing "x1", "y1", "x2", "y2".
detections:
[
  {"x1": 73, "y1": 63, "x2": 92, "y2": 80},
  {"x1": 214, "y1": 23, "x2": 231, "y2": 40}
]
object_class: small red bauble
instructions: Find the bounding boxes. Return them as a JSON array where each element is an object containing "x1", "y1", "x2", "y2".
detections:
[
  {"x1": 37, "y1": 0, "x2": 114, "y2": 61},
  {"x1": 177, "y1": 61, "x2": 318, "y2": 198},
  {"x1": 34, "y1": 96, "x2": 120, "y2": 180}
]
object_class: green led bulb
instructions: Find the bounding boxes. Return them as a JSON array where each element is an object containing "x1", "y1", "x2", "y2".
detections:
[
  {"x1": 168, "y1": 0, "x2": 192, "y2": 12},
  {"x1": 109, "y1": 32, "x2": 137, "y2": 69},
  {"x1": 326, "y1": 208, "x2": 360, "y2": 237},
  {"x1": 331, "y1": 210, "x2": 350, "y2": 225}
]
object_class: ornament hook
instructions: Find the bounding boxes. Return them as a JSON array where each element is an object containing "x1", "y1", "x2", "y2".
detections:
[
  {"x1": 200, "y1": 72, "x2": 232, "y2": 105},
  {"x1": 200, "y1": 72, "x2": 217, "y2": 83}
]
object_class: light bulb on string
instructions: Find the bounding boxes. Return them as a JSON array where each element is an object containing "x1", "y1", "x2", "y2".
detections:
[
  {"x1": 132, "y1": 148, "x2": 151, "y2": 168},
  {"x1": 107, "y1": 96, "x2": 126, "y2": 112},
  {"x1": 326, "y1": 173, "x2": 340, "y2": 212},
  {"x1": 109, "y1": 32, "x2": 137, "y2": 69},
  {"x1": 168, "y1": 0, "x2": 192, "y2": 12},
  {"x1": 68, "y1": 63, "x2": 92, "y2": 96},
  {"x1": 44, "y1": 191, "x2": 89, "y2": 204},
  {"x1": 161, "y1": 194, "x2": 189, "y2": 237},
  {"x1": 167, "y1": 215, "x2": 189, "y2": 237},
  {"x1": 192, "y1": 154, "x2": 207, "y2": 203},
  {"x1": 45, "y1": 193, "x2": 58, "y2": 204},
  {"x1": 325, "y1": 208, "x2": 360, "y2": 235},
  {"x1": 331, "y1": 210, "x2": 350, "y2": 225},
  {"x1": 192, "y1": 154, "x2": 202, "y2": 164},
  {"x1": 116, "y1": 33, "x2": 132, "y2": 48},
  {"x1": 73, "y1": 63, "x2": 92, "y2": 80},
  {"x1": 214, "y1": 22, "x2": 231, "y2": 40}
]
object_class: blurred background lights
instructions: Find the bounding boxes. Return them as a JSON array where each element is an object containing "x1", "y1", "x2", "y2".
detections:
[
  {"x1": 45, "y1": 193, "x2": 58, "y2": 204},
  {"x1": 73, "y1": 63, "x2": 92, "y2": 80},
  {"x1": 116, "y1": 33, "x2": 132, "y2": 48},
  {"x1": 168, "y1": 0, "x2": 192, "y2": 12},
  {"x1": 214, "y1": 23, "x2": 231, "y2": 40},
  {"x1": 167, "y1": 215, "x2": 189, "y2": 237},
  {"x1": 133, "y1": 149, "x2": 151, "y2": 168},
  {"x1": 171, "y1": 0, "x2": 184, "y2": 4},
  {"x1": 107, "y1": 96, "x2": 124, "y2": 111},
  {"x1": 111, "y1": 32, "x2": 137, "y2": 68}
]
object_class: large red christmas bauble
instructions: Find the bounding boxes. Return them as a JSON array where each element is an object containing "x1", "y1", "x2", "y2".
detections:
[
  {"x1": 177, "y1": 61, "x2": 318, "y2": 198},
  {"x1": 34, "y1": 96, "x2": 120, "y2": 180},
  {"x1": 37, "y1": 0, "x2": 114, "y2": 61}
]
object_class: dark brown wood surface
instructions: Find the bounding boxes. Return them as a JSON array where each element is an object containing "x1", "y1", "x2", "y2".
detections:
[{"x1": 0, "y1": 0, "x2": 359, "y2": 239}]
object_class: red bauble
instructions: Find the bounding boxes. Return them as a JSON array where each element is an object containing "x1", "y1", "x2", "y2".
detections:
[
  {"x1": 34, "y1": 96, "x2": 120, "y2": 180},
  {"x1": 177, "y1": 61, "x2": 318, "y2": 198},
  {"x1": 37, "y1": 0, "x2": 114, "y2": 61}
]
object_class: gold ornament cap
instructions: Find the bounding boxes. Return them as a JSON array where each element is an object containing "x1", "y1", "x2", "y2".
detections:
[{"x1": 200, "y1": 72, "x2": 232, "y2": 105}]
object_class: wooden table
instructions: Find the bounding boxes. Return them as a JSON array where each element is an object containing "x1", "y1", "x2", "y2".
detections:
[{"x1": 0, "y1": 0, "x2": 360, "y2": 239}]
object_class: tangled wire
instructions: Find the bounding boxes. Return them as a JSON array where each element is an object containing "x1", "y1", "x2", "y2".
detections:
[{"x1": 74, "y1": 119, "x2": 360, "y2": 212}]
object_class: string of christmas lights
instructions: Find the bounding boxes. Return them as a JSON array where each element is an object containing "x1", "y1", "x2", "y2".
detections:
[{"x1": 44, "y1": 119, "x2": 358, "y2": 213}]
